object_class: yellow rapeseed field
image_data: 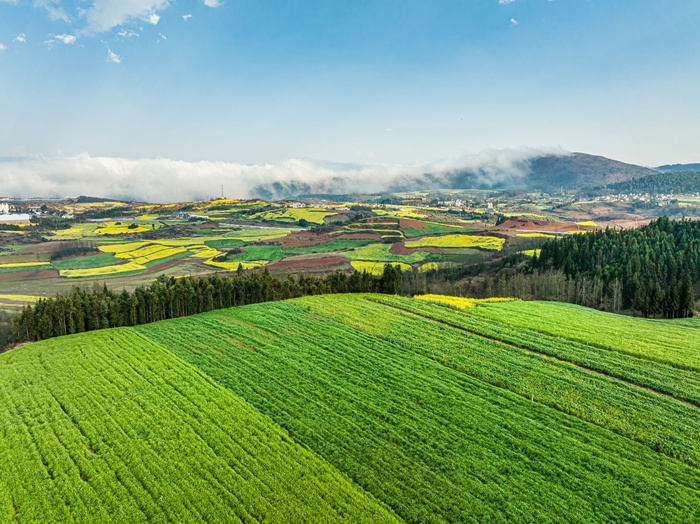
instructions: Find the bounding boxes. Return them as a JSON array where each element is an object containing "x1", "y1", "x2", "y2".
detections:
[
  {"x1": 515, "y1": 233, "x2": 556, "y2": 238},
  {"x1": 517, "y1": 249, "x2": 541, "y2": 257},
  {"x1": 59, "y1": 261, "x2": 146, "y2": 278},
  {"x1": 350, "y1": 261, "x2": 411, "y2": 275},
  {"x1": 417, "y1": 262, "x2": 455, "y2": 272},
  {"x1": 405, "y1": 234, "x2": 505, "y2": 250},
  {"x1": 414, "y1": 294, "x2": 518, "y2": 309},
  {"x1": 0, "y1": 262, "x2": 52, "y2": 268},
  {"x1": 94, "y1": 222, "x2": 151, "y2": 235},
  {"x1": 0, "y1": 294, "x2": 45, "y2": 302},
  {"x1": 204, "y1": 260, "x2": 269, "y2": 270}
]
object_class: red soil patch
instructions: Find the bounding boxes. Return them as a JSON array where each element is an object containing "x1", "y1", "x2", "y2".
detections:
[
  {"x1": 332, "y1": 233, "x2": 383, "y2": 241},
  {"x1": 0, "y1": 269, "x2": 59, "y2": 282},
  {"x1": 494, "y1": 218, "x2": 584, "y2": 233},
  {"x1": 277, "y1": 232, "x2": 335, "y2": 248},
  {"x1": 399, "y1": 219, "x2": 428, "y2": 230},
  {"x1": 144, "y1": 259, "x2": 185, "y2": 276}
]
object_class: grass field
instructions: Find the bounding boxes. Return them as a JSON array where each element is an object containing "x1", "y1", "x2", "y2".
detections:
[
  {"x1": 282, "y1": 239, "x2": 372, "y2": 255},
  {"x1": 132, "y1": 296, "x2": 700, "y2": 522},
  {"x1": 347, "y1": 243, "x2": 430, "y2": 264},
  {"x1": 402, "y1": 221, "x2": 477, "y2": 237},
  {"x1": 4, "y1": 295, "x2": 700, "y2": 522},
  {"x1": 50, "y1": 253, "x2": 119, "y2": 270},
  {"x1": 0, "y1": 328, "x2": 396, "y2": 523},
  {"x1": 466, "y1": 300, "x2": 700, "y2": 371}
]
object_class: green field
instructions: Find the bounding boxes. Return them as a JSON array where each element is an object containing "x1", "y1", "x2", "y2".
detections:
[
  {"x1": 50, "y1": 253, "x2": 120, "y2": 270},
  {"x1": 4, "y1": 294, "x2": 700, "y2": 522},
  {"x1": 346, "y1": 243, "x2": 430, "y2": 264},
  {"x1": 282, "y1": 239, "x2": 373, "y2": 255},
  {"x1": 0, "y1": 329, "x2": 398, "y2": 523},
  {"x1": 466, "y1": 300, "x2": 700, "y2": 371},
  {"x1": 402, "y1": 221, "x2": 477, "y2": 237}
]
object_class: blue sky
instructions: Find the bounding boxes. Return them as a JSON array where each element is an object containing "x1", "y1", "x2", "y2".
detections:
[{"x1": 1, "y1": 1, "x2": 699, "y2": 199}]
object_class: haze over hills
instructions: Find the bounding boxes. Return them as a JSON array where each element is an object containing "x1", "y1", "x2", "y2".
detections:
[
  {"x1": 0, "y1": 151, "x2": 678, "y2": 202},
  {"x1": 251, "y1": 152, "x2": 659, "y2": 200},
  {"x1": 656, "y1": 163, "x2": 700, "y2": 173}
]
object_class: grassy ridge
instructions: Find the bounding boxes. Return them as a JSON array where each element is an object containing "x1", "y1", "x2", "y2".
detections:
[
  {"x1": 137, "y1": 299, "x2": 700, "y2": 523},
  {"x1": 0, "y1": 329, "x2": 398, "y2": 523},
  {"x1": 467, "y1": 300, "x2": 700, "y2": 371},
  {"x1": 300, "y1": 295, "x2": 700, "y2": 467},
  {"x1": 373, "y1": 295, "x2": 700, "y2": 406}
]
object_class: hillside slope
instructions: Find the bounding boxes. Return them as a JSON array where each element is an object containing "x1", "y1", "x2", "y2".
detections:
[
  {"x1": 136, "y1": 295, "x2": 700, "y2": 523},
  {"x1": 4, "y1": 295, "x2": 700, "y2": 522},
  {"x1": 0, "y1": 329, "x2": 398, "y2": 523},
  {"x1": 526, "y1": 152, "x2": 656, "y2": 191}
]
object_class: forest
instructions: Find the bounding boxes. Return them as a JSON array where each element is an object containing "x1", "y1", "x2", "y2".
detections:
[
  {"x1": 441, "y1": 217, "x2": 697, "y2": 318},
  {"x1": 583, "y1": 170, "x2": 700, "y2": 196}
]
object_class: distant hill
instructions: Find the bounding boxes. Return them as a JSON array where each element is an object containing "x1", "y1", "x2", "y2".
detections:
[
  {"x1": 525, "y1": 153, "x2": 657, "y2": 192},
  {"x1": 582, "y1": 170, "x2": 700, "y2": 196},
  {"x1": 655, "y1": 163, "x2": 700, "y2": 173},
  {"x1": 251, "y1": 152, "x2": 657, "y2": 199}
]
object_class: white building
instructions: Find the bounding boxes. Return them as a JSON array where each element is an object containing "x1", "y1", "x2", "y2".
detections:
[{"x1": 0, "y1": 203, "x2": 9, "y2": 214}]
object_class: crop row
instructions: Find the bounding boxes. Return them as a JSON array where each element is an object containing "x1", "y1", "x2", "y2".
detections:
[
  {"x1": 374, "y1": 295, "x2": 700, "y2": 406},
  {"x1": 0, "y1": 329, "x2": 396, "y2": 523},
  {"x1": 299, "y1": 294, "x2": 700, "y2": 468},
  {"x1": 137, "y1": 300, "x2": 700, "y2": 523},
  {"x1": 465, "y1": 300, "x2": 700, "y2": 371}
]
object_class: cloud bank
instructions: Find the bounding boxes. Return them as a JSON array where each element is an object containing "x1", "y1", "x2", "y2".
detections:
[{"x1": 0, "y1": 148, "x2": 567, "y2": 203}]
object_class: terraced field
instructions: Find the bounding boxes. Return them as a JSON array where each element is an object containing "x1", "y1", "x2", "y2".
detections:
[{"x1": 5, "y1": 294, "x2": 700, "y2": 522}]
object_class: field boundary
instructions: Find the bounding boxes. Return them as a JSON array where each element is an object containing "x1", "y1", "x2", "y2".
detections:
[{"x1": 372, "y1": 298, "x2": 699, "y2": 411}]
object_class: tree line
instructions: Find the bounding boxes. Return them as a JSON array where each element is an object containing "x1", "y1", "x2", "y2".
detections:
[
  {"x1": 434, "y1": 217, "x2": 696, "y2": 318},
  {"x1": 7, "y1": 264, "x2": 403, "y2": 347},
  {"x1": 582, "y1": 171, "x2": 700, "y2": 197}
]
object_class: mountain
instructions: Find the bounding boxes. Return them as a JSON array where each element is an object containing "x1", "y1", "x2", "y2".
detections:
[
  {"x1": 655, "y1": 163, "x2": 700, "y2": 173},
  {"x1": 250, "y1": 152, "x2": 657, "y2": 199},
  {"x1": 525, "y1": 153, "x2": 657, "y2": 192}
]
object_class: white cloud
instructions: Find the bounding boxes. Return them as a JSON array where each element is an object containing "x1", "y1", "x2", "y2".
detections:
[
  {"x1": 499, "y1": 0, "x2": 516, "y2": 4},
  {"x1": 182, "y1": 14, "x2": 192, "y2": 20},
  {"x1": 80, "y1": 0, "x2": 170, "y2": 34},
  {"x1": 510, "y1": 18, "x2": 518, "y2": 25},
  {"x1": 0, "y1": 43, "x2": 6, "y2": 52},
  {"x1": 202, "y1": 0, "x2": 222, "y2": 7},
  {"x1": 0, "y1": 149, "x2": 567, "y2": 203},
  {"x1": 35, "y1": 0, "x2": 69, "y2": 21},
  {"x1": 157, "y1": 33, "x2": 167, "y2": 42},
  {"x1": 117, "y1": 29, "x2": 139, "y2": 39},
  {"x1": 107, "y1": 48, "x2": 121, "y2": 63},
  {"x1": 45, "y1": 33, "x2": 77, "y2": 47},
  {"x1": 14, "y1": 33, "x2": 27, "y2": 43},
  {"x1": 54, "y1": 33, "x2": 77, "y2": 44}
]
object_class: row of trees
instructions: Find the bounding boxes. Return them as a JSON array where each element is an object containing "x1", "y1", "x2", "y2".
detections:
[
  {"x1": 529, "y1": 217, "x2": 697, "y2": 317},
  {"x1": 406, "y1": 217, "x2": 697, "y2": 318},
  {"x1": 9, "y1": 264, "x2": 403, "y2": 345},
  {"x1": 582, "y1": 170, "x2": 700, "y2": 197}
]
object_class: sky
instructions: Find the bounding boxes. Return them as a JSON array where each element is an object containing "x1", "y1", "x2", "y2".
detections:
[{"x1": 1, "y1": 0, "x2": 699, "y2": 200}]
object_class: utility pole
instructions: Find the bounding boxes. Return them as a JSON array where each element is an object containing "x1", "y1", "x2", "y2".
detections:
[{"x1": 221, "y1": 184, "x2": 224, "y2": 199}]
